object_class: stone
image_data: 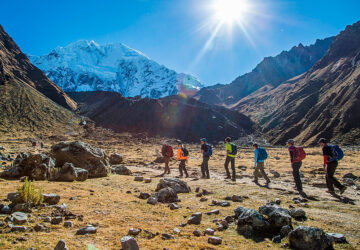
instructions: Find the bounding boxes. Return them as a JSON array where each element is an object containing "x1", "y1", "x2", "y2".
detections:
[
  {"x1": 16, "y1": 236, "x2": 28, "y2": 241},
  {"x1": 56, "y1": 203, "x2": 69, "y2": 213},
  {"x1": 155, "y1": 178, "x2": 191, "y2": 193},
  {"x1": 34, "y1": 224, "x2": 47, "y2": 232},
  {"x1": 128, "y1": 228, "x2": 141, "y2": 236},
  {"x1": 272, "y1": 235, "x2": 282, "y2": 243},
  {"x1": 327, "y1": 233, "x2": 347, "y2": 244},
  {"x1": 343, "y1": 173, "x2": 357, "y2": 180},
  {"x1": 232, "y1": 195, "x2": 243, "y2": 202},
  {"x1": 42, "y1": 193, "x2": 60, "y2": 205},
  {"x1": 208, "y1": 236, "x2": 222, "y2": 245},
  {"x1": 43, "y1": 216, "x2": 51, "y2": 223},
  {"x1": 76, "y1": 226, "x2": 97, "y2": 235},
  {"x1": 224, "y1": 216, "x2": 235, "y2": 223},
  {"x1": 199, "y1": 197, "x2": 208, "y2": 202},
  {"x1": 64, "y1": 221, "x2": 73, "y2": 227},
  {"x1": 54, "y1": 240, "x2": 69, "y2": 250},
  {"x1": 275, "y1": 198, "x2": 281, "y2": 205},
  {"x1": 219, "y1": 201, "x2": 230, "y2": 207},
  {"x1": 109, "y1": 153, "x2": 123, "y2": 165},
  {"x1": 147, "y1": 197, "x2": 158, "y2": 205},
  {"x1": 134, "y1": 176, "x2": 144, "y2": 182},
  {"x1": 111, "y1": 165, "x2": 132, "y2": 176},
  {"x1": 51, "y1": 216, "x2": 63, "y2": 225},
  {"x1": 270, "y1": 170, "x2": 281, "y2": 178},
  {"x1": 169, "y1": 203, "x2": 179, "y2": 210},
  {"x1": 235, "y1": 207, "x2": 270, "y2": 236},
  {"x1": 154, "y1": 156, "x2": 164, "y2": 163},
  {"x1": 0, "y1": 204, "x2": 12, "y2": 214},
  {"x1": 55, "y1": 163, "x2": 89, "y2": 182},
  {"x1": 13, "y1": 203, "x2": 32, "y2": 213},
  {"x1": 188, "y1": 212, "x2": 202, "y2": 225},
  {"x1": 196, "y1": 193, "x2": 203, "y2": 197},
  {"x1": 206, "y1": 209, "x2": 220, "y2": 215},
  {"x1": 7, "y1": 192, "x2": 19, "y2": 202},
  {"x1": 156, "y1": 187, "x2": 178, "y2": 203},
  {"x1": 193, "y1": 230, "x2": 201, "y2": 237},
  {"x1": 289, "y1": 208, "x2": 306, "y2": 220},
  {"x1": 51, "y1": 141, "x2": 109, "y2": 178},
  {"x1": 280, "y1": 225, "x2": 292, "y2": 237},
  {"x1": 11, "y1": 225, "x2": 27, "y2": 232},
  {"x1": 267, "y1": 209, "x2": 292, "y2": 230},
  {"x1": 173, "y1": 227, "x2": 180, "y2": 234},
  {"x1": 195, "y1": 187, "x2": 200, "y2": 193},
  {"x1": 204, "y1": 228, "x2": 215, "y2": 235},
  {"x1": 139, "y1": 192, "x2": 151, "y2": 200},
  {"x1": 144, "y1": 178, "x2": 152, "y2": 183},
  {"x1": 11, "y1": 212, "x2": 28, "y2": 225},
  {"x1": 289, "y1": 226, "x2": 333, "y2": 250},
  {"x1": 162, "y1": 233, "x2": 175, "y2": 240},
  {"x1": 121, "y1": 236, "x2": 139, "y2": 250}
]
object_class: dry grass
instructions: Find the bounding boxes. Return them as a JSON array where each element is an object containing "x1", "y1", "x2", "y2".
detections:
[{"x1": 0, "y1": 134, "x2": 359, "y2": 249}]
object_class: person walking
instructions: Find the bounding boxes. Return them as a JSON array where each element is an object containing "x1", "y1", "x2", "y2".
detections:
[
  {"x1": 161, "y1": 143, "x2": 174, "y2": 176},
  {"x1": 252, "y1": 143, "x2": 270, "y2": 185},
  {"x1": 224, "y1": 137, "x2": 236, "y2": 181},
  {"x1": 318, "y1": 138, "x2": 346, "y2": 194},
  {"x1": 287, "y1": 139, "x2": 305, "y2": 193},
  {"x1": 200, "y1": 138, "x2": 212, "y2": 179},
  {"x1": 177, "y1": 141, "x2": 189, "y2": 178}
]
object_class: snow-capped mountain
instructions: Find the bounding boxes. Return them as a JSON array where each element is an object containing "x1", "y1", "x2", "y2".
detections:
[{"x1": 29, "y1": 40, "x2": 202, "y2": 98}]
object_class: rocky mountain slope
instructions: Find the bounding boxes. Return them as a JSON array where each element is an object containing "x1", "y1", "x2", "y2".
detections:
[
  {"x1": 233, "y1": 20, "x2": 360, "y2": 145},
  {"x1": 68, "y1": 91, "x2": 255, "y2": 143},
  {"x1": 0, "y1": 24, "x2": 78, "y2": 134},
  {"x1": 30, "y1": 41, "x2": 202, "y2": 99},
  {"x1": 195, "y1": 37, "x2": 334, "y2": 106}
]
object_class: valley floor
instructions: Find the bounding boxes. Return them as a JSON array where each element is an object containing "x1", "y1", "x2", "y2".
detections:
[{"x1": 0, "y1": 133, "x2": 360, "y2": 249}]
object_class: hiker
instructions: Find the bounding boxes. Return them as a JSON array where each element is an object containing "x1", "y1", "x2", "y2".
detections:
[
  {"x1": 224, "y1": 137, "x2": 236, "y2": 181},
  {"x1": 287, "y1": 139, "x2": 306, "y2": 193},
  {"x1": 200, "y1": 138, "x2": 212, "y2": 179},
  {"x1": 318, "y1": 138, "x2": 346, "y2": 194},
  {"x1": 177, "y1": 141, "x2": 189, "y2": 178},
  {"x1": 252, "y1": 143, "x2": 270, "y2": 185},
  {"x1": 161, "y1": 143, "x2": 174, "y2": 175}
]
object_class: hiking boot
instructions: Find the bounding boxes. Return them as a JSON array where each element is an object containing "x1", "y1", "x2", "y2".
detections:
[
  {"x1": 266, "y1": 180, "x2": 271, "y2": 184},
  {"x1": 252, "y1": 180, "x2": 258, "y2": 183},
  {"x1": 185, "y1": 175, "x2": 189, "y2": 178},
  {"x1": 231, "y1": 178, "x2": 236, "y2": 182},
  {"x1": 224, "y1": 176, "x2": 231, "y2": 180},
  {"x1": 206, "y1": 176, "x2": 210, "y2": 179},
  {"x1": 326, "y1": 190, "x2": 335, "y2": 194},
  {"x1": 340, "y1": 186, "x2": 347, "y2": 194},
  {"x1": 201, "y1": 176, "x2": 207, "y2": 179}
]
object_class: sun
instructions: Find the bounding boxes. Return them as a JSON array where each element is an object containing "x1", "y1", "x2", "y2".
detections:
[{"x1": 212, "y1": 0, "x2": 250, "y2": 24}]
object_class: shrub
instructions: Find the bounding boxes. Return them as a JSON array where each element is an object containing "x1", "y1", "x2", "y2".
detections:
[{"x1": 16, "y1": 177, "x2": 43, "y2": 206}]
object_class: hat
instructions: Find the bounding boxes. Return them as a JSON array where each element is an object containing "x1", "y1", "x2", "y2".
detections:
[
  {"x1": 318, "y1": 138, "x2": 327, "y2": 144},
  {"x1": 287, "y1": 139, "x2": 295, "y2": 145},
  {"x1": 200, "y1": 138, "x2": 207, "y2": 143}
]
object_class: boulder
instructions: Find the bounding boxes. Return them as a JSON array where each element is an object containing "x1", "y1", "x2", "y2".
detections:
[
  {"x1": 289, "y1": 208, "x2": 306, "y2": 220},
  {"x1": 42, "y1": 193, "x2": 60, "y2": 205},
  {"x1": 343, "y1": 173, "x2": 357, "y2": 180},
  {"x1": 128, "y1": 228, "x2": 141, "y2": 236},
  {"x1": 188, "y1": 212, "x2": 202, "y2": 225},
  {"x1": 235, "y1": 207, "x2": 270, "y2": 236},
  {"x1": 51, "y1": 141, "x2": 109, "y2": 178},
  {"x1": 193, "y1": 230, "x2": 201, "y2": 237},
  {"x1": 147, "y1": 197, "x2": 158, "y2": 205},
  {"x1": 139, "y1": 192, "x2": 151, "y2": 200},
  {"x1": 10, "y1": 212, "x2": 28, "y2": 225},
  {"x1": 153, "y1": 156, "x2": 164, "y2": 163},
  {"x1": 51, "y1": 216, "x2": 63, "y2": 225},
  {"x1": 155, "y1": 178, "x2": 191, "y2": 193},
  {"x1": 121, "y1": 236, "x2": 139, "y2": 250},
  {"x1": 76, "y1": 226, "x2": 97, "y2": 235},
  {"x1": 112, "y1": 165, "x2": 132, "y2": 175},
  {"x1": 156, "y1": 187, "x2": 178, "y2": 203},
  {"x1": 54, "y1": 240, "x2": 69, "y2": 250},
  {"x1": 144, "y1": 178, "x2": 152, "y2": 183},
  {"x1": 13, "y1": 203, "x2": 32, "y2": 213},
  {"x1": 327, "y1": 233, "x2": 347, "y2": 244},
  {"x1": 204, "y1": 228, "x2": 215, "y2": 236},
  {"x1": 266, "y1": 209, "x2": 292, "y2": 230},
  {"x1": 280, "y1": 225, "x2": 292, "y2": 237},
  {"x1": 0, "y1": 204, "x2": 11, "y2": 214},
  {"x1": 208, "y1": 236, "x2": 222, "y2": 245},
  {"x1": 109, "y1": 153, "x2": 123, "y2": 165},
  {"x1": 7, "y1": 192, "x2": 19, "y2": 203},
  {"x1": 289, "y1": 226, "x2": 333, "y2": 250}
]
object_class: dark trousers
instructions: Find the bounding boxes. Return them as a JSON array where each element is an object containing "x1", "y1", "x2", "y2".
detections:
[
  {"x1": 326, "y1": 161, "x2": 344, "y2": 192},
  {"x1": 163, "y1": 156, "x2": 170, "y2": 174},
  {"x1": 201, "y1": 156, "x2": 210, "y2": 178},
  {"x1": 292, "y1": 162, "x2": 303, "y2": 191},
  {"x1": 254, "y1": 162, "x2": 270, "y2": 182},
  {"x1": 224, "y1": 156, "x2": 236, "y2": 179},
  {"x1": 179, "y1": 160, "x2": 188, "y2": 177}
]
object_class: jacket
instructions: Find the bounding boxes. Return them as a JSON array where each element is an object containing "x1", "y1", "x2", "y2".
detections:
[
  {"x1": 177, "y1": 148, "x2": 188, "y2": 160},
  {"x1": 254, "y1": 148, "x2": 264, "y2": 166},
  {"x1": 226, "y1": 143, "x2": 236, "y2": 158}
]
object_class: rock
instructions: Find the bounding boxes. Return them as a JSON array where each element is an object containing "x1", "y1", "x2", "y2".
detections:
[
  {"x1": 161, "y1": 233, "x2": 174, "y2": 240},
  {"x1": 111, "y1": 165, "x2": 132, "y2": 176},
  {"x1": 204, "y1": 228, "x2": 215, "y2": 236},
  {"x1": 213, "y1": 200, "x2": 230, "y2": 207},
  {"x1": 43, "y1": 193, "x2": 60, "y2": 205},
  {"x1": 206, "y1": 209, "x2": 220, "y2": 215},
  {"x1": 179, "y1": 222, "x2": 187, "y2": 227},
  {"x1": 235, "y1": 207, "x2": 270, "y2": 236},
  {"x1": 327, "y1": 233, "x2": 347, "y2": 244},
  {"x1": 13, "y1": 203, "x2": 32, "y2": 213},
  {"x1": 193, "y1": 230, "x2": 201, "y2": 237},
  {"x1": 128, "y1": 228, "x2": 141, "y2": 236},
  {"x1": 173, "y1": 227, "x2": 181, "y2": 234},
  {"x1": 232, "y1": 195, "x2": 243, "y2": 202},
  {"x1": 289, "y1": 208, "x2": 306, "y2": 220},
  {"x1": 343, "y1": 178, "x2": 355, "y2": 186},
  {"x1": 11, "y1": 212, "x2": 28, "y2": 225},
  {"x1": 196, "y1": 193, "x2": 202, "y2": 197},
  {"x1": 270, "y1": 170, "x2": 281, "y2": 178},
  {"x1": 169, "y1": 203, "x2": 179, "y2": 210},
  {"x1": 134, "y1": 176, "x2": 144, "y2": 182},
  {"x1": 43, "y1": 216, "x2": 51, "y2": 223},
  {"x1": 153, "y1": 156, "x2": 164, "y2": 163},
  {"x1": 272, "y1": 235, "x2": 282, "y2": 243},
  {"x1": 0, "y1": 204, "x2": 12, "y2": 214},
  {"x1": 155, "y1": 178, "x2": 191, "y2": 193},
  {"x1": 267, "y1": 209, "x2": 292, "y2": 230},
  {"x1": 280, "y1": 225, "x2": 292, "y2": 237},
  {"x1": 64, "y1": 221, "x2": 73, "y2": 228},
  {"x1": 121, "y1": 236, "x2": 139, "y2": 250},
  {"x1": 144, "y1": 178, "x2": 152, "y2": 183},
  {"x1": 224, "y1": 216, "x2": 235, "y2": 223},
  {"x1": 7, "y1": 192, "x2": 19, "y2": 203},
  {"x1": 195, "y1": 187, "x2": 200, "y2": 193},
  {"x1": 275, "y1": 198, "x2": 281, "y2": 205},
  {"x1": 202, "y1": 189, "x2": 213, "y2": 195},
  {"x1": 19, "y1": 176, "x2": 27, "y2": 182},
  {"x1": 109, "y1": 153, "x2": 123, "y2": 165},
  {"x1": 51, "y1": 216, "x2": 63, "y2": 225},
  {"x1": 10, "y1": 225, "x2": 27, "y2": 232},
  {"x1": 55, "y1": 163, "x2": 89, "y2": 182},
  {"x1": 208, "y1": 236, "x2": 222, "y2": 245},
  {"x1": 54, "y1": 240, "x2": 69, "y2": 250},
  {"x1": 76, "y1": 226, "x2": 97, "y2": 235},
  {"x1": 34, "y1": 224, "x2": 47, "y2": 232},
  {"x1": 51, "y1": 141, "x2": 109, "y2": 178},
  {"x1": 55, "y1": 203, "x2": 68, "y2": 213},
  {"x1": 289, "y1": 226, "x2": 333, "y2": 250},
  {"x1": 199, "y1": 197, "x2": 208, "y2": 202},
  {"x1": 16, "y1": 236, "x2": 28, "y2": 241},
  {"x1": 156, "y1": 187, "x2": 178, "y2": 203},
  {"x1": 343, "y1": 173, "x2": 357, "y2": 180},
  {"x1": 147, "y1": 197, "x2": 158, "y2": 205},
  {"x1": 259, "y1": 204, "x2": 290, "y2": 217},
  {"x1": 139, "y1": 192, "x2": 151, "y2": 200},
  {"x1": 188, "y1": 212, "x2": 202, "y2": 225},
  {"x1": 218, "y1": 219, "x2": 229, "y2": 230}
]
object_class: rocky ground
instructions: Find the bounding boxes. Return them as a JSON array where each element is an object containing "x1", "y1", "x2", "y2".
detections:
[{"x1": 0, "y1": 132, "x2": 359, "y2": 249}]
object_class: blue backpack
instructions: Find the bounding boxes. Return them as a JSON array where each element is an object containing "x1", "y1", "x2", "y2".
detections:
[
  {"x1": 258, "y1": 147, "x2": 268, "y2": 161},
  {"x1": 206, "y1": 144, "x2": 213, "y2": 157},
  {"x1": 330, "y1": 145, "x2": 344, "y2": 161}
]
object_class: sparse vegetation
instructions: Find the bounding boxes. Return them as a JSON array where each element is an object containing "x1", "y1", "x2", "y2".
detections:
[{"x1": 16, "y1": 177, "x2": 44, "y2": 206}]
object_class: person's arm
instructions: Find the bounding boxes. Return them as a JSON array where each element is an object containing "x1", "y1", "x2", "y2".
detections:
[
  {"x1": 289, "y1": 149, "x2": 294, "y2": 163},
  {"x1": 254, "y1": 149, "x2": 258, "y2": 167},
  {"x1": 226, "y1": 143, "x2": 230, "y2": 156},
  {"x1": 177, "y1": 149, "x2": 180, "y2": 160},
  {"x1": 323, "y1": 147, "x2": 329, "y2": 169}
]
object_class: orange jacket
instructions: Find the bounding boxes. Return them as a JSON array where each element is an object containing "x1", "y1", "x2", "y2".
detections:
[{"x1": 177, "y1": 148, "x2": 188, "y2": 160}]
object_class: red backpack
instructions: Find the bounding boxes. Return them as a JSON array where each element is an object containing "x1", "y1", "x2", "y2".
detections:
[
  {"x1": 162, "y1": 145, "x2": 174, "y2": 157},
  {"x1": 294, "y1": 147, "x2": 306, "y2": 162}
]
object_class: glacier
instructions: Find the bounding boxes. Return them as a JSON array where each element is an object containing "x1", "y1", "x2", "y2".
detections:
[{"x1": 29, "y1": 40, "x2": 203, "y2": 98}]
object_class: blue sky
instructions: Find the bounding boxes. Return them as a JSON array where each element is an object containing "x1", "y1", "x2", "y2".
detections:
[{"x1": 1, "y1": 0, "x2": 359, "y2": 85}]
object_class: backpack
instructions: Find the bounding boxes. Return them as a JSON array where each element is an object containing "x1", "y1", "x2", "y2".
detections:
[
  {"x1": 258, "y1": 147, "x2": 268, "y2": 161},
  {"x1": 294, "y1": 147, "x2": 306, "y2": 162},
  {"x1": 162, "y1": 145, "x2": 174, "y2": 157},
  {"x1": 230, "y1": 143, "x2": 237, "y2": 155},
  {"x1": 206, "y1": 144, "x2": 213, "y2": 157},
  {"x1": 182, "y1": 147, "x2": 189, "y2": 157},
  {"x1": 330, "y1": 145, "x2": 344, "y2": 161}
]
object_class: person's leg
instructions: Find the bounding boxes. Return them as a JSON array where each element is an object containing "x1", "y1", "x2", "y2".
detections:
[
  {"x1": 259, "y1": 162, "x2": 270, "y2": 183},
  {"x1": 253, "y1": 166, "x2": 259, "y2": 182},
  {"x1": 292, "y1": 162, "x2": 303, "y2": 191},
  {"x1": 231, "y1": 157, "x2": 236, "y2": 181},
  {"x1": 201, "y1": 158, "x2": 206, "y2": 178},
  {"x1": 326, "y1": 161, "x2": 336, "y2": 192},
  {"x1": 179, "y1": 161, "x2": 183, "y2": 177},
  {"x1": 182, "y1": 160, "x2": 189, "y2": 177},
  {"x1": 205, "y1": 157, "x2": 210, "y2": 178},
  {"x1": 164, "y1": 157, "x2": 170, "y2": 174},
  {"x1": 224, "y1": 156, "x2": 231, "y2": 178},
  {"x1": 327, "y1": 161, "x2": 344, "y2": 191}
]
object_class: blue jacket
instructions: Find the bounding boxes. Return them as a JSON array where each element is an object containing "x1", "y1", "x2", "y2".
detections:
[{"x1": 254, "y1": 148, "x2": 264, "y2": 166}]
